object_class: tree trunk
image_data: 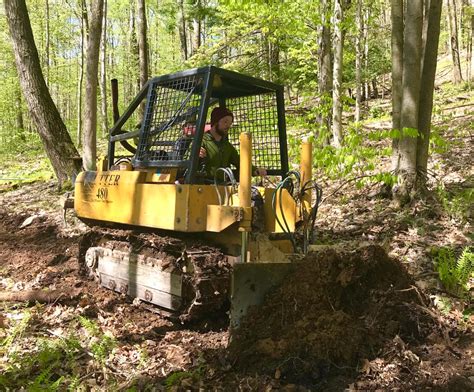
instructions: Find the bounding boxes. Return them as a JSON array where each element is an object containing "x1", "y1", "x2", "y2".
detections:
[
  {"x1": 266, "y1": 38, "x2": 280, "y2": 82},
  {"x1": 193, "y1": 1, "x2": 202, "y2": 55},
  {"x1": 4, "y1": 0, "x2": 81, "y2": 185},
  {"x1": 15, "y1": 86, "x2": 25, "y2": 142},
  {"x1": 416, "y1": 0, "x2": 443, "y2": 184},
  {"x1": 371, "y1": 79, "x2": 378, "y2": 98},
  {"x1": 100, "y1": 0, "x2": 108, "y2": 138},
  {"x1": 77, "y1": 0, "x2": 87, "y2": 147},
  {"x1": 397, "y1": 0, "x2": 423, "y2": 200},
  {"x1": 363, "y1": 7, "x2": 370, "y2": 104},
  {"x1": 45, "y1": 0, "x2": 50, "y2": 85},
  {"x1": 355, "y1": 0, "x2": 363, "y2": 122},
  {"x1": 467, "y1": 0, "x2": 474, "y2": 81},
  {"x1": 391, "y1": 0, "x2": 403, "y2": 172},
  {"x1": 332, "y1": 0, "x2": 344, "y2": 148},
  {"x1": 193, "y1": 19, "x2": 202, "y2": 53},
  {"x1": 137, "y1": 0, "x2": 149, "y2": 119},
  {"x1": 179, "y1": 0, "x2": 188, "y2": 60},
  {"x1": 128, "y1": 2, "x2": 139, "y2": 99},
  {"x1": 317, "y1": 0, "x2": 332, "y2": 142},
  {"x1": 83, "y1": 0, "x2": 104, "y2": 171},
  {"x1": 447, "y1": 0, "x2": 464, "y2": 83}
]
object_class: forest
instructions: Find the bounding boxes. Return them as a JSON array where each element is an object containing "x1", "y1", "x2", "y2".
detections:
[{"x1": 0, "y1": 0, "x2": 473, "y2": 390}]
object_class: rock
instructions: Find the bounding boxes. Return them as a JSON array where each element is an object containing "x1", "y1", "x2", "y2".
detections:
[{"x1": 20, "y1": 215, "x2": 39, "y2": 228}]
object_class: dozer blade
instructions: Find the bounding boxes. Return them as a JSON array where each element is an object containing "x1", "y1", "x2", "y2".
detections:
[{"x1": 230, "y1": 262, "x2": 297, "y2": 329}]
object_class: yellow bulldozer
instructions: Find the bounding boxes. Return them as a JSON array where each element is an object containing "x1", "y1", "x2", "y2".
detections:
[{"x1": 72, "y1": 66, "x2": 321, "y2": 326}]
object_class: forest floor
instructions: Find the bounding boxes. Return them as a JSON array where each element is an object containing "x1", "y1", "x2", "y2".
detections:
[{"x1": 0, "y1": 85, "x2": 473, "y2": 390}]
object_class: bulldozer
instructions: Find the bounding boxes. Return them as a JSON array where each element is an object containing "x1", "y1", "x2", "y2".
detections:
[{"x1": 72, "y1": 66, "x2": 321, "y2": 326}]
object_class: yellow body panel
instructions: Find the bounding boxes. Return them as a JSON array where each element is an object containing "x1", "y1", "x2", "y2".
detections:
[
  {"x1": 76, "y1": 171, "x2": 222, "y2": 232},
  {"x1": 75, "y1": 170, "x2": 297, "y2": 235},
  {"x1": 206, "y1": 205, "x2": 242, "y2": 232},
  {"x1": 263, "y1": 188, "x2": 297, "y2": 233}
]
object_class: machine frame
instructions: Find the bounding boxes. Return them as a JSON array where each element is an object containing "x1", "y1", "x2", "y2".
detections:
[{"x1": 107, "y1": 66, "x2": 289, "y2": 182}]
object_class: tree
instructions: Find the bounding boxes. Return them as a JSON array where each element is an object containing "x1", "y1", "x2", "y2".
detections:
[
  {"x1": 137, "y1": 0, "x2": 149, "y2": 118},
  {"x1": 363, "y1": 7, "x2": 371, "y2": 101},
  {"x1": 15, "y1": 84, "x2": 25, "y2": 142},
  {"x1": 391, "y1": 0, "x2": 443, "y2": 203},
  {"x1": 355, "y1": 0, "x2": 363, "y2": 122},
  {"x1": 192, "y1": 0, "x2": 202, "y2": 54},
  {"x1": 447, "y1": 0, "x2": 464, "y2": 83},
  {"x1": 178, "y1": 0, "x2": 188, "y2": 60},
  {"x1": 45, "y1": 0, "x2": 50, "y2": 85},
  {"x1": 416, "y1": 0, "x2": 443, "y2": 178},
  {"x1": 318, "y1": 0, "x2": 333, "y2": 141},
  {"x1": 100, "y1": 0, "x2": 109, "y2": 137},
  {"x1": 4, "y1": 0, "x2": 81, "y2": 185},
  {"x1": 77, "y1": 0, "x2": 87, "y2": 147},
  {"x1": 396, "y1": 0, "x2": 423, "y2": 199},
  {"x1": 391, "y1": 0, "x2": 403, "y2": 172},
  {"x1": 464, "y1": 0, "x2": 474, "y2": 81},
  {"x1": 83, "y1": 0, "x2": 104, "y2": 171},
  {"x1": 331, "y1": 0, "x2": 345, "y2": 148}
]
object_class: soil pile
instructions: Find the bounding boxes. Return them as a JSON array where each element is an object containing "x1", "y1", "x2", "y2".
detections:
[{"x1": 230, "y1": 245, "x2": 435, "y2": 383}]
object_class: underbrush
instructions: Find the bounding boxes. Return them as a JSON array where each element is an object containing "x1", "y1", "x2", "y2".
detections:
[
  {"x1": 436, "y1": 184, "x2": 473, "y2": 224},
  {"x1": 433, "y1": 246, "x2": 474, "y2": 298},
  {"x1": 0, "y1": 306, "x2": 118, "y2": 391}
]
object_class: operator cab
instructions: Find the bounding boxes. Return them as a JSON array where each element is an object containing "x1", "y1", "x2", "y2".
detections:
[{"x1": 107, "y1": 66, "x2": 289, "y2": 185}]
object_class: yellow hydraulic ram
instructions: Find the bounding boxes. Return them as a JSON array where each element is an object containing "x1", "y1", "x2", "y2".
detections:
[
  {"x1": 300, "y1": 138, "x2": 312, "y2": 216},
  {"x1": 238, "y1": 132, "x2": 252, "y2": 263}
]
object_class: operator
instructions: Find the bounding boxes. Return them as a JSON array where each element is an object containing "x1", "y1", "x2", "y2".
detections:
[{"x1": 199, "y1": 106, "x2": 267, "y2": 182}]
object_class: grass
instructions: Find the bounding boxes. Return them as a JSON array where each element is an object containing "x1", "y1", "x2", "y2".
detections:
[
  {"x1": 0, "y1": 145, "x2": 54, "y2": 185},
  {"x1": 0, "y1": 133, "x2": 110, "y2": 187}
]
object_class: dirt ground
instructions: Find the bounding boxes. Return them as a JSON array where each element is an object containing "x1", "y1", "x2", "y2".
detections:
[{"x1": 0, "y1": 179, "x2": 472, "y2": 390}]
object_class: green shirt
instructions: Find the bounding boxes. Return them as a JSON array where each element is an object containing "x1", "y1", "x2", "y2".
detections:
[{"x1": 200, "y1": 133, "x2": 240, "y2": 181}]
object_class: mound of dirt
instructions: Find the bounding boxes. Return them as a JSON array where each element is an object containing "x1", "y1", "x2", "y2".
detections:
[{"x1": 230, "y1": 245, "x2": 435, "y2": 384}]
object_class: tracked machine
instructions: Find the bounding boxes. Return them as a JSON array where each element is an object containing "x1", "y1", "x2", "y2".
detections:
[{"x1": 72, "y1": 66, "x2": 321, "y2": 325}]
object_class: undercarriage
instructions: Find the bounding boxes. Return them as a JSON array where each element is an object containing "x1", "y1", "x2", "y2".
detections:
[{"x1": 79, "y1": 227, "x2": 232, "y2": 321}]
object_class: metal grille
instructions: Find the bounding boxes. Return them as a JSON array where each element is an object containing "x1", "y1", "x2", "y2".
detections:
[
  {"x1": 135, "y1": 75, "x2": 203, "y2": 165},
  {"x1": 226, "y1": 93, "x2": 281, "y2": 171}
]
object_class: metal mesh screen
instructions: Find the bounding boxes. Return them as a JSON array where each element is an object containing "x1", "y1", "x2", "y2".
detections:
[
  {"x1": 135, "y1": 74, "x2": 204, "y2": 165},
  {"x1": 132, "y1": 70, "x2": 284, "y2": 174},
  {"x1": 226, "y1": 93, "x2": 281, "y2": 171}
]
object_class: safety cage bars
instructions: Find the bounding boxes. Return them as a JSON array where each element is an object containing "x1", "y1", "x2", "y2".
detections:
[{"x1": 107, "y1": 66, "x2": 289, "y2": 184}]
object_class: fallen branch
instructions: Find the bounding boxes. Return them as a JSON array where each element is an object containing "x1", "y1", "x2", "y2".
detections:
[{"x1": 0, "y1": 289, "x2": 81, "y2": 304}]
